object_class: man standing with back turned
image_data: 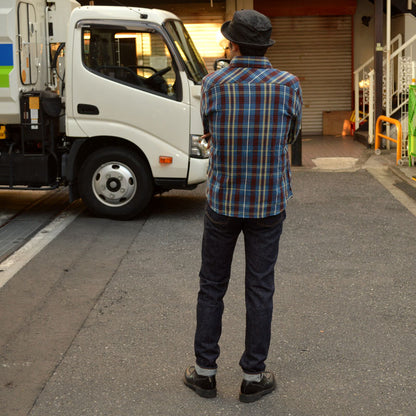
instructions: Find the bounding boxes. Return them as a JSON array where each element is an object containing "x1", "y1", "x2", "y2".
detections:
[{"x1": 184, "y1": 9, "x2": 302, "y2": 403}]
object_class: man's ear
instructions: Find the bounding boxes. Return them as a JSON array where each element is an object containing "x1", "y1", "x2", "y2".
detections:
[{"x1": 230, "y1": 42, "x2": 241, "y2": 55}]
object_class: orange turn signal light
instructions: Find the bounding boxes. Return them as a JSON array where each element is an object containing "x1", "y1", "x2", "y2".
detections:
[{"x1": 159, "y1": 156, "x2": 173, "y2": 164}]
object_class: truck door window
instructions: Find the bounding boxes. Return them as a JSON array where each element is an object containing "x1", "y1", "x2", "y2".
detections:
[
  {"x1": 164, "y1": 20, "x2": 207, "y2": 84},
  {"x1": 82, "y1": 27, "x2": 178, "y2": 98}
]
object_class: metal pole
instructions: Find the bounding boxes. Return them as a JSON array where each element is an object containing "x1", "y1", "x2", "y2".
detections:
[
  {"x1": 374, "y1": 0, "x2": 384, "y2": 147},
  {"x1": 354, "y1": 71, "x2": 359, "y2": 131},
  {"x1": 369, "y1": 70, "x2": 375, "y2": 144},
  {"x1": 386, "y1": 0, "x2": 391, "y2": 149},
  {"x1": 291, "y1": 130, "x2": 302, "y2": 166}
]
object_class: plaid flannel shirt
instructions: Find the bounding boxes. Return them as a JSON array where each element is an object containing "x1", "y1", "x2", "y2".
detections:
[{"x1": 201, "y1": 56, "x2": 303, "y2": 218}]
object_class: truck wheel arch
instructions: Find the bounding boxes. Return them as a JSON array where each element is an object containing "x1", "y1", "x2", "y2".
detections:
[{"x1": 66, "y1": 137, "x2": 152, "y2": 202}]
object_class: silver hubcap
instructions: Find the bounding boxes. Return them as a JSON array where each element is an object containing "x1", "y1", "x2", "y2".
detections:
[{"x1": 92, "y1": 162, "x2": 137, "y2": 207}]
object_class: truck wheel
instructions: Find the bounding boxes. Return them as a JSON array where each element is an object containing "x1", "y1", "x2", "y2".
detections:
[{"x1": 79, "y1": 147, "x2": 153, "y2": 220}]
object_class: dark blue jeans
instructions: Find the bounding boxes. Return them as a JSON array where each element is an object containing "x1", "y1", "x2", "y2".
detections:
[{"x1": 194, "y1": 205, "x2": 286, "y2": 374}]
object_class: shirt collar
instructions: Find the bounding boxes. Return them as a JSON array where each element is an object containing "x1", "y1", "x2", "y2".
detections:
[{"x1": 229, "y1": 56, "x2": 272, "y2": 69}]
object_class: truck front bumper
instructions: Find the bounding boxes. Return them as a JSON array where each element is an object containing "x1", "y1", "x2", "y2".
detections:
[{"x1": 187, "y1": 157, "x2": 209, "y2": 185}]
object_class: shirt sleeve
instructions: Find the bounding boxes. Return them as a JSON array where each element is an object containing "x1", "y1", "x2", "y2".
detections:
[
  {"x1": 200, "y1": 80, "x2": 210, "y2": 134},
  {"x1": 293, "y1": 82, "x2": 303, "y2": 138}
]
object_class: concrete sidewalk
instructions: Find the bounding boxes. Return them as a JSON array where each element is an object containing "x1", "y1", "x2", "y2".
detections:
[{"x1": 19, "y1": 149, "x2": 416, "y2": 416}]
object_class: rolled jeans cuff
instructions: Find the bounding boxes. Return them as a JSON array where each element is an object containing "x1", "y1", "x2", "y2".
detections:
[
  {"x1": 195, "y1": 364, "x2": 217, "y2": 377},
  {"x1": 243, "y1": 372, "x2": 263, "y2": 382}
]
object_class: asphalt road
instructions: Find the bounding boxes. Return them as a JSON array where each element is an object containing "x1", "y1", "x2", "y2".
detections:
[
  {"x1": 1, "y1": 160, "x2": 416, "y2": 416},
  {"x1": 0, "y1": 188, "x2": 71, "y2": 263}
]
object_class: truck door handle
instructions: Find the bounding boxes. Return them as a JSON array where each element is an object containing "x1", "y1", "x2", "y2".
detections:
[{"x1": 77, "y1": 104, "x2": 99, "y2": 115}]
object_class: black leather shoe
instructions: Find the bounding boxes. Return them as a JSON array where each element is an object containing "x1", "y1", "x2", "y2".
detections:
[
  {"x1": 239, "y1": 371, "x2": 276, "y2": 403},
  {"x1": 184, "y1": 366, "x2": 217, "y2": 398}
]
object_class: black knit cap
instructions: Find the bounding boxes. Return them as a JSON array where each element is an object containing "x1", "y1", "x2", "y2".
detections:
[{"x1": 221, "y1": 9, "x2": 275, "y2": 48}]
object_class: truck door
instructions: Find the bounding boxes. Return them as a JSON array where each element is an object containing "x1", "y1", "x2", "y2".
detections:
[
  {"x1": 72, "y1": 23, "x2": 190, "y2": 178},
  {"x1": 17, "y1": 2, "x2": 38, "y2": 85}
]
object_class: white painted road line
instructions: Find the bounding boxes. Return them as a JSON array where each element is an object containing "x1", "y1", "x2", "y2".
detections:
[{"x1": 0, "y1": 201, "x2": 84, "y2": 289}]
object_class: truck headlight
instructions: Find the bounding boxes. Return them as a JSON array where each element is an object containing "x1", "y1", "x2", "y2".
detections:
[{"x1": 190, "y1": 135, "x2": 210, "y2": 158}]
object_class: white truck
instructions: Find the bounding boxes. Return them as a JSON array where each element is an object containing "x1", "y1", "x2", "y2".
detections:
[{"x1": 0, "y1": 0, "x2": 209, "y2": 219}]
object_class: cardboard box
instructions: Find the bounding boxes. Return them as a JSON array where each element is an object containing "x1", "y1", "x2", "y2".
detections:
[{"x1": 323, "y1": 110, "x2": 352, "y2": 136}]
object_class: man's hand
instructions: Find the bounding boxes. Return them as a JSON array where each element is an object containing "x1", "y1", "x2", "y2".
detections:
[{"x1": 201, "y1": 133, "x2": 212, "y2": 149}]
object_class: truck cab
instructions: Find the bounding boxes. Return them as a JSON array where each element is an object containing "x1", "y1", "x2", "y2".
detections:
[{"x1": 0, "y1": 2, "x2": 209, "y2": 219}]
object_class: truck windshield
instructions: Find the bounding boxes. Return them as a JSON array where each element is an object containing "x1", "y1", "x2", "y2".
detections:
[{"x1": 164, "y1": 20, "x2": 207, "y2": 84}]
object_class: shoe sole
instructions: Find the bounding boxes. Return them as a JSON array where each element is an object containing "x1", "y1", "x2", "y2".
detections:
[
  {"x1": 239, "y1": 386, "x2": 275, "y2": 403},
  {"x1": 184, "y1": 378, "x2": 217, "y2": 398}
]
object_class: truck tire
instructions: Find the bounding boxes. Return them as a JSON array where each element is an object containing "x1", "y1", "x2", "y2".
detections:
[{"x1": 79, "y1": 147, "x2": 153, "y2": 220}]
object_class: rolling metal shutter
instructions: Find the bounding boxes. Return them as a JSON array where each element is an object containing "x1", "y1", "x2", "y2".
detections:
[{"x1": 268, "y1": 16, "x2": 352, "y2": 135}]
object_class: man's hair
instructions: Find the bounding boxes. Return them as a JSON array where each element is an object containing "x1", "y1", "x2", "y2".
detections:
[{"x1": 238, "y1": 44, "x2": 268, "y2": 57}]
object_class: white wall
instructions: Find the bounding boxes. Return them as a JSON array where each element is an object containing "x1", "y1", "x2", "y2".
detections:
[
  {"x1": 392, "y1": 13, "x2": 416, "y2": 41},
  {"x1": 353, "y1": 0, "x2": 376, "y2": 70},
  {"x1": 354, "y1": 0, "x2": 416, "y2": 71}
]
